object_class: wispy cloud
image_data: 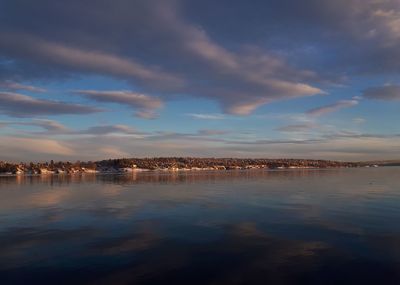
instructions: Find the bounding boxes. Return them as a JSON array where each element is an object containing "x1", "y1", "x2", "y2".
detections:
[
  {"x1": 134, "y1": 110, "x2": 159, "y2": 120},
  {"x1": 0, "y1": 32, "x2": 184, "y2": 90},
  {"x1": 306, "y1": 99, "x2": 359, "y2": 117},
  {"x1": 1, "y1": 120, "x2": 143, "y2": 136},
  {"x1": 0, "y1": 80, "x2": 46, "y2": 92},
  {"x1": 1, "y1": 122, "x2": 400, "y2": 161},
  {"x1": 197, "y1": 129, "x2": 230, "y2": 136},
  {"x1": 0, "y1": 0, "x2": 400, "y2": 161},
  {"x1": 0, "y1": 92, "x2": 101, "y2": 117},
  {"x1": 0, "y1": 1, "x2": 324, "y2": 116},
  {"x1": 276, "y1": 123, "x2": 317, "y2": 133},
  {"x1": 75, "y1": 90, "x2": 163, "y2": 119},
  {"x1": 353, "y1": 118, "x2": 366, "y2": 124},
  {"x1": 0, "y1": 119, "x2": 68, "y2": 133},
  {"x1": 186, "y1": 113, "x2": 226, "y2": 120},
  {"x1": 0, "y1": 137, "x2": 74, "y2": 158},
  {"x1": 77, "y1": 125, "x2": 139, "y2": 136},
  {"x1": 1, "y1": 0, "x2": 399, "y2": 118}
]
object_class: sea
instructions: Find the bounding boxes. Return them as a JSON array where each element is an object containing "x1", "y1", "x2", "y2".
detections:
[{"x1": 0, "y1": 167, "x2": 399, "y2": 284}]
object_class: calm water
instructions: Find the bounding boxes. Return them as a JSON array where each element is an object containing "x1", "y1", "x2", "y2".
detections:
[{"x1": 0, "y1": 168, "x2": 399, "y2": 284}]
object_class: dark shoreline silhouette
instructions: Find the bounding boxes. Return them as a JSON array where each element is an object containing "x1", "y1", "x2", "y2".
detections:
[{"x1": 0, "y1": 157, "x2": 371, "y2": 175}]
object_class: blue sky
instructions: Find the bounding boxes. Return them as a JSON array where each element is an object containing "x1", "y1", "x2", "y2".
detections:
[{"x1": 0, "y1": 0, "x2": 399, "y2": 162}]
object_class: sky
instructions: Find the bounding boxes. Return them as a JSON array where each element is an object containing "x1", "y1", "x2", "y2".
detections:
[{"x1": 0, "y1": 0, "x2": 400, "y2": 162}]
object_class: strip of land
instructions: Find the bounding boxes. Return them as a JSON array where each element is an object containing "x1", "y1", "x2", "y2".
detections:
[{"x1": 0, "y1": 157, "x2": 387, "y2": 175}]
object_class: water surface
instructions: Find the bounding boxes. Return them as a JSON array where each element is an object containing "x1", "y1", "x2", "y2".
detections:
[{"x1": 0, "y1": 168, "x2": 399, "y2": 284}]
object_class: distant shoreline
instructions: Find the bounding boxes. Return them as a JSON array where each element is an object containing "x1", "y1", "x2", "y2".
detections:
[
  {"x1": 0, "y1": 157, "x2": 389, "y2": 176},
  {"x1": 0, "y1": 167, "x2": 379, "y2": 177}
]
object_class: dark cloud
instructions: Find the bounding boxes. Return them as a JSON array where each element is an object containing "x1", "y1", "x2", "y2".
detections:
[
  {"x1": 363, "y1": 85, "x2": 400, "y2": 100},
  {"x1": 184, "y1": 0, "x2": 400, "y2": 74},
  {"x1": 0, "y1": 0, "x2": 324, "y2": 115},
  {"x1": 0, "y1": 92, "x2": 101, "y2": 117},
  {"x1": 0, "y1": 80, "x2": 46, "y2": 92},
  {"x1": 75, "y1": 90, "x2": 163, "y2": 119},
  {"x1": 0, "y1": 33, "x2": 184, "y2": 91},
  {"x1": 9, "y1": 0, "x2": 396, "y2": 116}
]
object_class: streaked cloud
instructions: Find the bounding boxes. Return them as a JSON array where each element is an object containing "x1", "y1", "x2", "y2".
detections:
[
  {"x1": 0, "y1": 80, "x2": 46, "y2": 92},
  {"x1": 353, "y1": 118, "x2": 366, "y2": 124},
  {"x1": 276, "y1": 123, "x2": 317, "y2": 133},
  {"x1": 134, "y1": 110, "x2": 159, "y2": 120},
  {"x1": 0, "y1": 33, "x2": 184, "y2": 90},
  {"x1": 0, "y1": 92, "x2": 101, "y2": 117},
  {"x1": 1, "y1": 112, "x2": 399, "y2": 161},
  {"x1": 0, "y1": 0, "x2": 399, "y2": 160},
  {"x1": 306, "y1": 99, "x2": 359, "y2": 117},
  {"x1": 32, "y1": 119, "x2": 68, "y2": 132},
  {"x1": 77, "y1": 125, "x2": 139, "y2": 136},
  {"x1": 0, "y1": 0, "x2": 323, "y2": 115},
  {"x1": 75, "y1": 90, "x2": 163, "y2": 119},
  {"x1": 0, "y1": 137, "x2": 74, "y2": 157},
  {"x1": 197, "y1": 129, "x2": 230, "y2": 136},
  {"x1": 1, "y1": 120, "x2": 143, "y2": 136},
  {"x1": 0, "y1": 119, "x2": 68, "y2": 133},
  {"x1": 2, "y1": 131, "x2": 400, "y2": 162},
  {"x1": 186, "y1": 113, "x2": 226, "y2": 120}
]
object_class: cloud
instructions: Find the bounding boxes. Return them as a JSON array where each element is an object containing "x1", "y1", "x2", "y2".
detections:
[
  {"x1": 186, "y1": 0, "x2": 400, "y2": 75},
  {"x1": 0, "y1": 91, "x2": 101, "y2": 117},
  {"x1": 224, "y1": 98, "x2": 271, "y2": 116},
  {"x1": 3, "y1": 118, "x2": 231, "y2": 143},
  {"x1": 134, "y1": 110, "x2": 159, "y2": 120},
  {"x1": 306, "y1": 99, "x2": 359, "y2": 117},
  {"x1": 4, "y1": 131, "x2": 400, "y2": 162},
  {"x1": 0, "y1": 0, "x2": 324, "y2": 115},
  {"x1": 197, "y1": 129, "x2": 229, "y2": 136},
  {"x1": 363, "y1": 84, "x2": 400, "y2": 100},
  {"x1": 75, "y1": 90, "x2": 163, "y2": 119},
  {"x1": 0, "y1": 32, "x2": 184, "y2": 91},
  {"x1": 1, "y1": 120, "x2": 400, "y2": 161},
  {"x1": 0, "y1": 119, "x2": 69, "y2": 133},
  {"x1": 2, "y1": 1, "x2": 400, "y2": 80},
  {"x1": 186, "y1": 113, "x2": 226, "y2": 120},
  {"x1": 147, "y1": 130, "x2": 228, "y2": 142},
  {"x1": 1, "y1": 120, "x2": 144, "y2": 137},
  {"x1": 77, "y1": 125, "x2": 139, "y2": 135},
  {"x1": 0, "y1": 0, "x2": 400, "y2": 161},
  {"x1": 97, "y1": 147, "x2": 131, "y2": 158},
  {"x1": 0, "y1": 80, "x2": 46, "y2": 92},
  {"x1": 276, "y1": 123, "x2": 317, "y2": 133},
  {"x1": 371, "y1": 7, "x2": 400, "y2": 42},
  {"x1": 353, "y1": 118, "x2": 366, "y2": 124},
  {"x1": 0, "y1": 137, "x2": 74, "y2": 158},
  {"x1": 31, "y1": 119, "x2": 68, "y2": 132}
]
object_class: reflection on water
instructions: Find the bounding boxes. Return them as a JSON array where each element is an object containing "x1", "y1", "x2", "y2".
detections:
[{"x1": 0, "y1": 168, "x2": 399, "y2": 284}]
